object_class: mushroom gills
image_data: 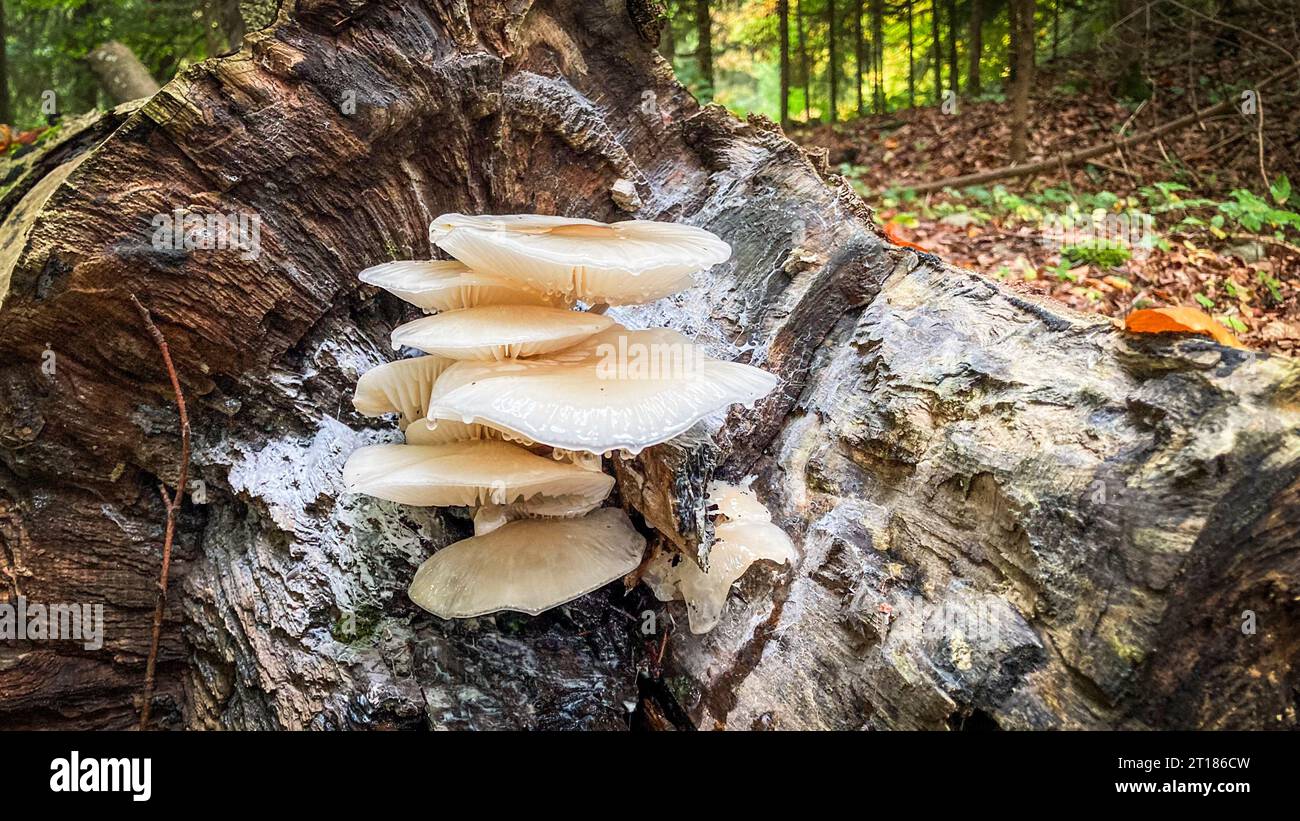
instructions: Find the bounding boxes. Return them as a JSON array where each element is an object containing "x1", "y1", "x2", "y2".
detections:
[
  {"x1": 403, "y1": 415, "x2": 535, "y2": 447},
  {"x1": 342, "y1": 439, "x2": 613, "y2": 508},
  {"x1": 391, "y1": 304, "x2": 614, "y2": 360},
  {"x1": 358, "y1": 259, "x2": 567, "y2": 312},
  {"x1": 353, "y1": 354, "x2": 454, "y2": 428},
  {"x1": 472, "y1": 492, "x2": 606, "y2": 535},
  {"x1": 409, "y1": 508, "x2": 646, "y2": 618}
]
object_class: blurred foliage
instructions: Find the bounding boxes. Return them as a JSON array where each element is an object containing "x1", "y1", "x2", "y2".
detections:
[
  {"x1": 663, "y1": 0, "x2": 1073, "y2": 122},
  {"x1": 1, "y1": 0, "x2": 240, "y2": 127}
]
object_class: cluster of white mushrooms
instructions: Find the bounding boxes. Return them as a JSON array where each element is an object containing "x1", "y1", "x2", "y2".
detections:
[{"x1": 344, "y1": 214, "x2": 793, "y2": 629}]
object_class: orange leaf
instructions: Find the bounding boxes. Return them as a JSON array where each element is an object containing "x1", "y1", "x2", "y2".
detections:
[
  {"x1": 1124, "y1": 307, "x2": 1245, "y2": 349},
  {"x1": 883, "y1": 221, "x2": 929, "y2": 253}
]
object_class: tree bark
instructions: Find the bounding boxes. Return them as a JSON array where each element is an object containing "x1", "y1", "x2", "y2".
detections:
[
  {"x1": 1, "y1": 0, "x2": 1298, "y2": 732},
  {"x1": 86, "y1": 41, "x2": 161, "y2": 105},
  {"x1": 1008, "y1": 0, "x2": 1035, "y2": 163}
]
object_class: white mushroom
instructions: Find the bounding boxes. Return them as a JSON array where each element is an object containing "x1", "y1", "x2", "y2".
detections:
[
  {"x1": 403, "y1": 415, "x2": 530, "y2": 446},
  {"x1": 391, "y1": 304, "x2": 614, "y2": 360},
  {"x1": 408, "y1": 508, "x2": 646, "y2": 618},
  {"x1": 358, "y1": 259, "x2": 565, "y2": 312},
  {"x1": 471, "y1": 492, "x2": 605, "y2": 536},
  {"x1": 426, "y1": 327, "x2": 779, "y2": 454},
  {"x1": 428, "y1": 213, "x2": 731, "y2": 305},
  {"x1": 344, "y1": 213, "x2": 785, "y2": 622},
  {"x1": 352, "y1": 354, "x2": 453, "y2": 428},
  {"x1": 342, "y1": 439, "x2": 613, "y2": 508},
  {"x1": 642, "y1": 482, "x2": 795, "y2": 634}
]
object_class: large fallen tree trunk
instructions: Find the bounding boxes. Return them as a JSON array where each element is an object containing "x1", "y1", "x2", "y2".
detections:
[{"x1": 1, "y1": 0, "x2": 1297, "y2": 731}]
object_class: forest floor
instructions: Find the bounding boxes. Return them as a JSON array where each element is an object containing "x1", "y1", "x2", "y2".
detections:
[{"x1": 792, "y1": 45, "x2": 1300, "y2": 354}]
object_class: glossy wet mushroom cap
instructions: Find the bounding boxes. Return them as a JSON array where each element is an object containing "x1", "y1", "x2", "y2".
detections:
[
  {"x1": 426, "y1": 327, "x2": 779, "y2": 454},
  {"x1": 408, "y1": 507, "x2": 647, "y2": 618},
  {"x1": 428, "y1": 213, "x2": 731, "y2": 305},
  {"x1": 342, "y1": 439, "x2": 614, "y2": 508},
  {"x1": 358, "y1": 259, "x2": 565, "y2": 312}
]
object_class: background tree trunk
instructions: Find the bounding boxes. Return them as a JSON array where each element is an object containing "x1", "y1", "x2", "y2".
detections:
[
  {"x1": 1052, "y1": 0, "x2": 1060, "y2": 60},
  {"x1": 827, "y1": 0, "x2": 839, "y2": 122},
  {"x1": 871, "y1": 0, "x2": 885, "y2": 112},
  {"x1": 779, "y1": 0, "x2": 791, "y2": 126},
  {"x1": 967, "y1": 0, "x2": 984, "y2": 96},
  {"x1": 1, "y1": 0, "x2": 1297, "y2": 731},
  {"x1": 696, "y1": 0, "x2": 714, "y2": 96},
  {"x1": 1114, "y1": 0, "x2": 1147, "y2": 98},
  {"x1": 931, "y1": 0, "x2": 942, "y2": 101},
  {"x1": 0, "y1": 1, "x2": 10, "y2": 125},
  {"x1": 661, "y1": 3, "x2": 677, "y2": 61},
  {"x1": 907, "y1": 0, "x2": 916, "y2": 107},
  {"x1": 945, "y1": 0, "x2": 959, "y2": 96},
  {"x1": 854, "y1": 1, "x2": 865, "y2": 117},
  {"x1": 1008, "y1": 0, "x2": 1035, "y2": 162},
  {"x1": 86, "y1": 41, "x2": 160, "y2": 104}
]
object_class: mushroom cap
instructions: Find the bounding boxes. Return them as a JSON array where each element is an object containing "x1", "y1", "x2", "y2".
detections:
[
  {"x1": 408, "y1": 508, "x2": 646, "y2": 618},
  {"x1": 428, "y1": 213, "x2": 731, "y2": 305},
  {"x1": 390, "y1": 305, "x2": 614, "y2": 360},
  {"x1": 426, "y1": 327, "x2": 779, "y2": 454},
  {"x1": 353, "y1": 355, "x2": 454, "y2": 427},
  {"x1": 358, "y1": 259, "x2": 565, "y2": 312},
  {"x1": 342, "y1": 439, "x2": 614, "y2": 508}
]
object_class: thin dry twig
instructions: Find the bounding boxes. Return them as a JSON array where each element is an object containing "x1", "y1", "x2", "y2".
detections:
[
  {"x1": 1254, "y1": 91, "x2": 1270, "y2": 192},
  {"x1": 130, "y1": 294, "x2": 190, "y2": 731}
]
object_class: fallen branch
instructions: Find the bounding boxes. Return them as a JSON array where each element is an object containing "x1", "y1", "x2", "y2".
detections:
[
  {"x1": 903, "y1": 61, "x2": 1299, "y2": 196},
  {"x1": 130, "y1": 295, "x2": 189, "y2": 731}
]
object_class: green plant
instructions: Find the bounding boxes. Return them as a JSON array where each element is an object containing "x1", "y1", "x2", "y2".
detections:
[
  {"x1": 1270, "y1": 174, "x2": 1291, "y2": 206},
  {"x1": 1216, "y1": 188, "x2": 1300, "y2": 236},
  {"x1": 1062, "y1": 240, "x2": 1130, "y2": 269},
  {"x1": 1257, "y1": 271, "x2": 1284, "y2": 306}
]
